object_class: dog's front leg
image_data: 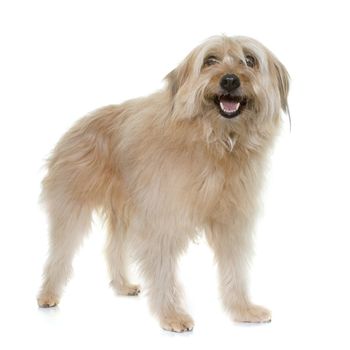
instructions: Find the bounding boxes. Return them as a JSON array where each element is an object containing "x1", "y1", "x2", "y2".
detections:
[
  {"x1": 135, "y1": 227, "x2": 193, "y2": 332},
  {"x1": 206, "y1": 220, "x2": 271, "y2": 323}
]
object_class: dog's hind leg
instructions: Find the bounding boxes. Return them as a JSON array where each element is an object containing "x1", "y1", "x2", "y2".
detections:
[
  {"x1": 37, "y1": 200, "x2": 92, "y2": 307},
  {"x1": 105, "y1": 212, "x2": 140, "y2": 296}
]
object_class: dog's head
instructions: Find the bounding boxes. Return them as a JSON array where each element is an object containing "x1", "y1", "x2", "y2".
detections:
[{"x1": 166, "y1": 36, "x2": 289, "y2": 148}]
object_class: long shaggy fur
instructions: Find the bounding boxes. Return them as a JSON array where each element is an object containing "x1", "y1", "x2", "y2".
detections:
[{"x1": 37, "y1": 35, "x2": 289, "y2": 332}]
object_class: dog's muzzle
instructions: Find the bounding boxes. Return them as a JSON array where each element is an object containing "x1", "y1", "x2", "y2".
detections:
[{"x1": 215, "y1": 74, "x2": 247, "y2": 119}]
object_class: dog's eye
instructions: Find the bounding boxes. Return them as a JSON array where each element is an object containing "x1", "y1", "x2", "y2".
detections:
[
  {"x1": 204, "y1": 56, "x2": 219, "y2": 67},
  {"x1": 245, "y1": 55, "x2": 256, "y2": 68}
]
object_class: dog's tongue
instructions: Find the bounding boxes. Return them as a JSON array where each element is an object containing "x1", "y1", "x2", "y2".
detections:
[{"x1": 219, "y1": 96, "x2": 240, "y2": 113}]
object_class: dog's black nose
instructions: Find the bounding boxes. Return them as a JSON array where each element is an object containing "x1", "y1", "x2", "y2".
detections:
[{"x1": 220, "y1": 74, "x2": 240, "y2": 92}]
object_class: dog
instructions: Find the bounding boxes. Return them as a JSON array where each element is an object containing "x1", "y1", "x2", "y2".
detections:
[{"x1": 37, "y1": 35, "x2": 289, "y2": 332}]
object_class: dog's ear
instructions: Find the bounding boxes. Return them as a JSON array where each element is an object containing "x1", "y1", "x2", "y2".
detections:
[
  {"x1": 165, "y1": 53, "x2": 193, "y2": 97},
  {"x1": 272, "y1": 58, "x2": 290, "y2": 113},
  {"x1": 165, "y1": 69, "x2": 180, "y2": 97}
]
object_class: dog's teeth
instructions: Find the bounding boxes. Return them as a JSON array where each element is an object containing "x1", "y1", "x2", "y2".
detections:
[{"x1": 220, "y1": 101, "x2": 240, "y2": 113}]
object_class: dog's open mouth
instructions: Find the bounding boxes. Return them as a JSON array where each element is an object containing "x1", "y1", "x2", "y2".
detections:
[{"x1": 214, "y1": 94, "x2": 247, "y2": 118}]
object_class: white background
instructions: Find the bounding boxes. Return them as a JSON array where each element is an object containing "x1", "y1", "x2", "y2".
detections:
[{"x1": 1, "y1": 0, "x2": 349, "y2": 349}]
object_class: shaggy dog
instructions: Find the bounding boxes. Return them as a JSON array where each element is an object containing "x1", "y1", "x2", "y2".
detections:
[{"x1": 37, "y1": 35, "x2": 289, "y2": 332}]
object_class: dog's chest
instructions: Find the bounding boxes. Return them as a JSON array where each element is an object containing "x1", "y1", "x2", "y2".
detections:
[
  {"x1": 172, "y1": 150, "x2": 257, "y2": 215},
  {"x1": 190, "y1": 150, "x2": 263, "y2": 218},
  {"x1": 125, "y1": 141, "x2": 261, "y2": 224}
]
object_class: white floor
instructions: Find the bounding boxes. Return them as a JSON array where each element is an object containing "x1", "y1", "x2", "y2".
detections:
[{"x1": 1, "y1": 198, "x2": 349, "y2": 350}]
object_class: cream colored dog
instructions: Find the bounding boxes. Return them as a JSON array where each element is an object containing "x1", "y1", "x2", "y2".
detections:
[{"x1": 38, "y1": 35, "x2": 289, "y2": 332}]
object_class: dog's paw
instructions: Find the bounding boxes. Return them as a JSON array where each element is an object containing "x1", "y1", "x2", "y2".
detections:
[
  {"x1": 234, "y1": 304, "x2": 271, "y2": 323},
  {"x1": 37, "y1": 292, "x2": 59, "y2": 308},
  {"x1": 160, "y1": 313, "x2": 194, "y2": 333},
  {"x1": 112, "y1": 282, "x2": 141, "y2": 296}
]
